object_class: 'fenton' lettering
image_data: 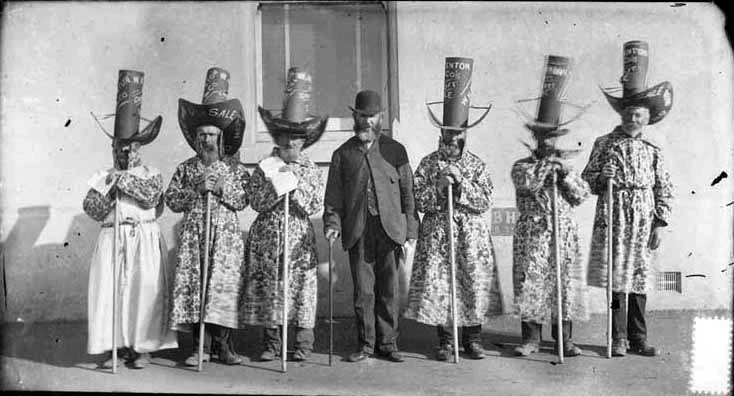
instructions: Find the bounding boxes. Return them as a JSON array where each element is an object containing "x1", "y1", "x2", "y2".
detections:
[{"x1": 446, "y1": 62, "x2": 472, "y2": 71}]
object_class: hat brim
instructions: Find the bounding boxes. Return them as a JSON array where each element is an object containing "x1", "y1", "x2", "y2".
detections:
[
  {"x1": 96, "y1": 115, "x2": 163, "y2": 146},
  {"x1": 601, "y1": 81, "x2": 673, "y2": 125},
  {"x1": 347, "y1": 105, "x2": 382, "y2": 117},
  {"x1": 259, "y1": 106, "x2": 328, "y2": 150},
  {"x1": 524, "y1": 121, "x2": 570, "y2": 137},
  {"x1": 426, "y1": 102, "x2": 492, "y2": 131},
  {"x1": 178, "y1": 98, "x2": 246, "y2": 156}
]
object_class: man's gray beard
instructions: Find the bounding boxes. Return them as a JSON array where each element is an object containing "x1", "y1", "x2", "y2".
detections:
[{"x1": 199, "y1": 146, "x2": 220, "y2": 163}]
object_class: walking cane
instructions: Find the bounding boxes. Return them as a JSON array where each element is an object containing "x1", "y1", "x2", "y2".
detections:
[
  {"x1": 606, "y1": 178, "x2": 614, "y2": 359},
  {"x1": 111, "y1": 185, "x2": 120, "y2": 373},
  {"x1": 198, "y1": 191, "x2": 212, "y2": 372},
  {"x1": 328, "y1": 238, "x2": 334, "y2": 367},
  {"x1": 551, "y1": 172, "x2": 564, "y2": 364},
  {"x1": 447, "y1": 183, "x2": 459, "y2": 364},
  {"x1": 282, "y1": 192, "x2": 290, "y2": 373}
]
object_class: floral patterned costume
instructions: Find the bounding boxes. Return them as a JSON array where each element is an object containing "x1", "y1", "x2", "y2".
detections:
[
  {"x1": 511, "y1": 157, "x2": 590, "y2": 324},
  {"x1": 582, "y1": 127, "x2": 674, "y2": 294},
  {"x1": 165, "y1": 155, "x2": 250, "y2": 330},
  {"x1": 240, "y1": 150, "x2": 324, "y2": 329},
  {"x1": 404, "y1": 149, "x2": 503, "y2": 327},
  {"x1": 83, "y1": 165, "x2": 178, "y2": 354}
]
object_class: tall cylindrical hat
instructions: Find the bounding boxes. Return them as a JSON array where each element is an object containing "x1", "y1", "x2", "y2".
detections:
[
  {"x1": 621, "y1": 41, "x2": 649, "y2": 97},
  {"x1": 600, "y1": 40, "x2": 673, "y2": 125},
  {"x1": 536, "y1": 55, "x2": 572, "y2": 128},
  {"x1": 91, "y1": 69, "x2": 162, "y2": 145},
  {"x1": 178, "y1": 67, "x2": 246, "y2": 156},
  {"x1": 258, "y1": 67, "x2": 328, "y2": 150},
  {"x1": 426, "y1": 57, "x2": 491, "y2": 131}
]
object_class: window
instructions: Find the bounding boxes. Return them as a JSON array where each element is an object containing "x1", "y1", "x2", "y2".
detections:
[{"x1": 251, "y1": 1, "x2": 394, "y2": 162}]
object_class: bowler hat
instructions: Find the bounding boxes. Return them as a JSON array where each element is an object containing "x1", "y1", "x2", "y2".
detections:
[{"x1": 348, "y1": 90, "x2": 383, "y2": 117}]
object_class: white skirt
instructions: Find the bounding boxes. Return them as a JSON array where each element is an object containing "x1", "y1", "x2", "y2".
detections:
[{"x1": 87, "y1": 223, "x2": 178, "y2": 354}]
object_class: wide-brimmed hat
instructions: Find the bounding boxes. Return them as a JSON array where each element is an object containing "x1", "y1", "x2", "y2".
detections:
[
  {"x1": 91, "y1": 69, "x2": 162, "y2": 145},
  {"x1": 600, "y1": 41, "x2": 673, "y2": 125},
  {"x1": 426, "y1": 57, "x2": 491, "y2": 131},
  {"x1": 258, "y1": 67, "x2": 328, "y2": 150},
  {"x1": 178, "y1": 67, "x2": 246, "y2": 156}
]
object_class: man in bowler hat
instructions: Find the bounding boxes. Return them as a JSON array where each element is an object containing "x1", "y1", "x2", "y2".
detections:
[{"x1": 323, "y1": 90, "x2": 419, "y2": 363}]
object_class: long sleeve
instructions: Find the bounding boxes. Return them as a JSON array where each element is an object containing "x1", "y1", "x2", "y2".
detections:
[
  {"x1": 218, "y1": 162, "x2": 250, "y2": 212},
  {"x1": 511, "y1": 158, "x2": 555, "y2": 196},
  {"x1": 413, "y1": 156, "x2": 441, "y2": 214},
  {"x1": 291, "y1": 165, "x2": 325, "y2": 216},
  {"x1": 652, "y1": 150, "x2": 674, "y2": 226},
  {"x1": 581, "y1": 136, "x2": 610, "y2": 196},
  {"x1": 323, "y1": 151, "x2": 344, "y2": 233},
  {"x1": 164, "y1": 164, "x2": 198, "y2": 213},
  {"x1": 83, "y1": 188, "x2": 114, "y2": 222},
  {"x1": 398, "y1": 161, "x2": 419, "y2": 240},
  {"x1": 248, "y1": 166, "x2": 281, "y2": 213},
  {"x1": 116, "y1": 170, "x2": 163, "y2": 210},
  {"x1": 559, "y1": 170, "x2": 591, "y2": 207},
  {"x1": 454, "y1": 160, "x2": 493, "y2": 214}
]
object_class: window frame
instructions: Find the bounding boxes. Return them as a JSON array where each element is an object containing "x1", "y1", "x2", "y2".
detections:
[{"x1": 240, "y1": 1, "x2": 398, "y2": 165}]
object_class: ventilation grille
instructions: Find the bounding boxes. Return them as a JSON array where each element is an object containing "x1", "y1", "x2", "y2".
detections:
[{"x1": 656, "y1": 271, "x2": 682, "y2": 293}]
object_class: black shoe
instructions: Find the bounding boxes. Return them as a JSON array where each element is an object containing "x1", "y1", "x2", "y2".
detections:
[
  {"x1": 628, "y1": 340, "x2": 658, "y2": 357},
  {"x1": 435, "y1": 344, "x2": 454, "y2": 361},
  {"x1": 463, "y1": 342, "x2": 486, "y2": 360},
  {"x1": 347, "y1": 350, "x2": 371, "y2": 362},
  {"x1": 377, "y1": 350, "x2": 404, "y2": 363}
]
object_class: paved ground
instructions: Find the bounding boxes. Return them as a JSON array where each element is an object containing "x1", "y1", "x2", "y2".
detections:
[{"x1": 1, "y1": 310, "x2": 729, "y2": 395}]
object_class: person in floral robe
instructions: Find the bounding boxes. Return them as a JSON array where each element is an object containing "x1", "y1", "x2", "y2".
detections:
[
  {"x1": 242, "y1": 67, "x2": 327, "y2": 362},
  {"x1": 511, "y1": 143, "x2": 590, "y2": 357},
  {"x1": 166, "y1": 67, "x2": 249, "y2": 366},
  {"x1": 404, "y1": 137, "x2": 503, "y2": 361},
  {"x1": 511, "y1": 55, "x2": 591, "y2": 358},
  {"x1": 585, "y1": 40, "x2": 674, "y2": 357}
]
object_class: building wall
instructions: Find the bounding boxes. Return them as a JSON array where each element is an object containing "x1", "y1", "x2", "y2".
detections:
[
  {"x1": 394, "y1": 2, "x2": 733, "y2": 312},
  {"x1": 0, "y1": 2, "x2": 731, "y2": 323}
]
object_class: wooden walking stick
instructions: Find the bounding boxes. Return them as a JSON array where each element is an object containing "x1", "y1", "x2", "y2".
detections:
[
  {"x1": 282, "y1": 192, "x2": 290, "y2": 373},
  {"x1": 551, "y1": 172, "x2": 564, "y2": 364},
  {"x1": 198, "y1": 191, "x2": 213, "y2": 372},
  {"x1": 328, "y1": 238, "x2": 334, "y2": 367},
  {"x1": 447, "y1": 183, "x2": 459, "y2": 364},
  {"x1": 606, "y1": 178, "x2": 614, "y2": 359},
  {"x1": 111, "y1": 184, "x2": 120, "y2": 373}
]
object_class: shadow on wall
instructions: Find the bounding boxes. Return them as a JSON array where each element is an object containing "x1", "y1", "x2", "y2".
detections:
[{"x1": 1, "y1": 206, "x2": 98, "y2": 324}]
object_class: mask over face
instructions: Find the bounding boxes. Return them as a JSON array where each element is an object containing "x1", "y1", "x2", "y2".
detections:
[
  {"x1": 439, "y1": 129, "x2": 466, "y2": 159},
  {"x1": 276, "y1": 134, "x2": 305, "y2": 164},
  {"x1": 196, "y1": 125, "x2": 223, "y2": 161},
  {"x1": 621, "y1": 105, "x2": 650, "y2": 137},
  {"x1": 112, "y1": 141, "x2": 141, "y2": 170}
]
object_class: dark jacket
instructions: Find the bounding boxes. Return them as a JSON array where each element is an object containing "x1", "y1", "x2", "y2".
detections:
[{"x1": 323, "y1": 134, "x2": 419, "y2": 250}]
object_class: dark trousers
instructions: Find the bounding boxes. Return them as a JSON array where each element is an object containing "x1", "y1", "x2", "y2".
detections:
[
  {"x1": 437, "y1": 325, "x2": 482, "y2": 348},
  {"x1": 264, "y1": 326, "x2": 315, "y2": 352},
  {"x1": 192, "y1": 323, "x2": 233, "y2": 355},
  {"x1": 348, "y1": 214, "x2": 401, "y2": 354},
  {"x1": 612, "y1": 292, "x2": 647, "y2": 343},
  {"x1": 520, "y1": 320, "x2": 573, "y2": 344}
]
